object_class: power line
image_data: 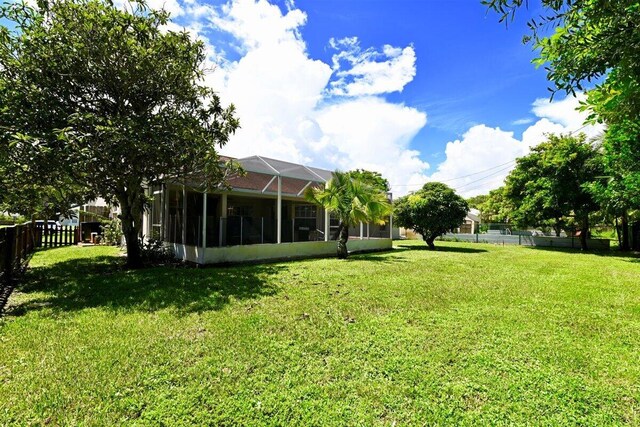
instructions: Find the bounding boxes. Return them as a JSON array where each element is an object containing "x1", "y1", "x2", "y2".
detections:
[
  {"x1": 389, "y1": 124, "x2": 593, "y2": 191},
  {"x1": 440, "y1": 159, "x2": 516, "y2": 183},
  {"x1": 390, "y1": 159, "x2": 516, "y2": 188},
  {"x1": 451, "y1": 164, "x2": 516, "y2": 191}
]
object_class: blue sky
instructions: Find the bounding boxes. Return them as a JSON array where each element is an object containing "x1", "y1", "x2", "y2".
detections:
[
  {"x1": 16, "y1": 0, "x2": 602, "y2": 196},
  {"x1": 294, "y1": 0, "x2": 551, "y2": 161}
]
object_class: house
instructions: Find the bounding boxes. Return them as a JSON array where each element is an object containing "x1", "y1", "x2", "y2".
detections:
[
  {"x1": 142, "y1": 156, "x2": 394, "y2": 265},
  {"x1": 458, "y1": 209, "x2": 481, "y2": 234},
  {"x1": 61, "y1": 198, "x2": 118, "y2": 226}
]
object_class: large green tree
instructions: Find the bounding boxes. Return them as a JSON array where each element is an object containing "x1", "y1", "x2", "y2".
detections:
[
  {"x1": 305, "y1": 171, "x2": 392, "y2": 259},
  {"x1": 480, "y1": 187, "x2": 514, "y2": 224},
  {"x1": 394, "y1": 182, "x2": 468, "y2": 250},
  {"x1": 0, "y1": 0, "x2": 239, "y2": 267},
  {"x1": 588, "y1": 121, "x2": 640, "y2": 250},
  {"x1": 0, "y1": 134, "x2": 90, "y2": 221},
  {"x1": 504, "y1": 134, "x2": 603, "y2": 249},
  {"x1": 486, "y1": 0, "x2": 640, "y2": 249}
]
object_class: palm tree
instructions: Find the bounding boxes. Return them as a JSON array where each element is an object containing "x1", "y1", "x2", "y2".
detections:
[{"x1": 305, "y1": 171, "x2": 392, "y2": 259}]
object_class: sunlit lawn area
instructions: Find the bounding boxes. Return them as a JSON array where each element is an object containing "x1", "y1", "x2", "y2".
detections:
[{"x1": 1, "y1": 241, "x2": 639, "y2": 425}]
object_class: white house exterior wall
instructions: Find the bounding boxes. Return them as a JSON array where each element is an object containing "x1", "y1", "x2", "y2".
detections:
[{"x1": 170, "y1": 238, "x2": 392, "y2": 265}]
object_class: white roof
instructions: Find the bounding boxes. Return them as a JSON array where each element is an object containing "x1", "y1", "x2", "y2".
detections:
[{"x1": 237, "y1": 156, "x2": 333, "y2": 182}]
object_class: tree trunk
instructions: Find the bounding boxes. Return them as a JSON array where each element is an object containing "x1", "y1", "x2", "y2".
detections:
[
  {"x1": 123, "y1": 221, "x2": 142, "y2": 268},
  {"x1": 631, "y1": 221, "x2": 640, "y2": 252},
  {"x1": 118, "y1": 189, "x2": 144, "y2": 268},
  {"x1": 424, "y1": 234, "x2": 436, "y2": 250},
  {"x1": 579, "y1": 215, "x2": 589, "y2": 251},
  {"x1": 337, "y1": 222, "x2": 349, "y2": 259},
  {"x1": 620, "y1": 211, "x2": 630, "y2": 251}
]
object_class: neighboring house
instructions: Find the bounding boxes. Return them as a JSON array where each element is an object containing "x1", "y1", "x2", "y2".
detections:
[
  {"x1": 142, "y1": 156, "x2": 394, "y2": 265},
  {"x1": 459, "y1": 209, "x2": 481, "y2": 234},
  {"x1": 61, "y1": 198, "x2": 119, "y2": 226}
]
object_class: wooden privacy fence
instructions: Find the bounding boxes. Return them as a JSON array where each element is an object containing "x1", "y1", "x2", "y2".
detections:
[
  {"x1": 1, "y1": 222, "x2": 79, "y2": 315},
  {"x1": 0, "y1": 223, "x2": 80, "y2": 281},
  {"x1": 1, "y1": 223, "x2": 36, "y2": 283},
  {"x1": 1, "y1": 223, "x2": 36, "y2": 314},
  {"x1": 34, "y1": 223, "x2": 79, "y2": 248}
]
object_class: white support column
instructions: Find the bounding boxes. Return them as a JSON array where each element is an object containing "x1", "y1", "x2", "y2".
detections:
[
  {"x1": 142, "y1": 187, "x2": 149, "y2": 240},
  {"x1": 471, "y1": 220, "x2": 475, "y2": 235},
  {"x1": 200, "y1": 191, "x2": 207, "y2": 263},
  {"x1": 324, "y1": 209, "x2": 329, "y2": 241},
  {"x1": 367, "y1": 223, "x2": 370, "y2": 239},
  {"x1": 360, "y1": 222, "x2": 363, "y2": 240},
  {"x1": 182, "y1": 185, "x2": 187, "y2": 245},
  {"x1": 388, "y1": 192, "x2": 393, "y2": 239},
  {"x1": 277, "y1": 176, "x2": 282, "y2": 244}
]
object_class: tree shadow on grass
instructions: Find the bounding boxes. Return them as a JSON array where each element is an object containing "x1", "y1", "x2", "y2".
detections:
[
  {"x1": 395, "y1": 244, "x2": 488, "y2": 254},
  {"x1": 523, "y1": 245, "x2": 640, "y2": 263},
  {"x1": 9, "y1": 255, "x2": 284, "y2": 316},
  {"x1": 349, "y1": 251, "x2": 408, "y2": 263}
]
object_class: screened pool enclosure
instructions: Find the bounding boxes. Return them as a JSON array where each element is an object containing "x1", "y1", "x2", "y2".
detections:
[{"x1": 143, "y1": 156, "x2": 393, "y2": 264}]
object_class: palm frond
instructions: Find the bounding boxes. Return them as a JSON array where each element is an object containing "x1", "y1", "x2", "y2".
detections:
[{"x1": 304, "y1": 170, "x2": 392, "y2": 227}]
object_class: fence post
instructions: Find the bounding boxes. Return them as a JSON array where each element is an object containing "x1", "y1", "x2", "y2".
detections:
[
  {"x1": 18, "y1": 225, "x2": 24, "y2": 266},
  {"x1": 3, "y1": 226, "x2": 16, "y2": 282}
]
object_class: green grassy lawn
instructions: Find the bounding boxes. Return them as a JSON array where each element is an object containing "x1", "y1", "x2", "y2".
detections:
[{"x1": 1, "y1": 241, "x2": 639, "y2": 425}]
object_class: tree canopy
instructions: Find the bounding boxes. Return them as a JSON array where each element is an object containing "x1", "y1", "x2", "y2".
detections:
[
  {"x1": 486, "y1": 0, "x2": 640, "y2": 249},
  {"x1": 466, "y1": 194, "x2": 488, "y2": 211},
  {"x1": 0, "y1": 0, "x2": 239, "y2": 267},
  {"x1": 394, "y1": 182, "x2": 468, "y2": 250},
  {"x1": 347, "y1": 169, "x2": 391, "y2": 193},
  {"x1": 504, "y1": 133, "x2": 602, "y2": 248},
  {"x1": 305, "y1": 171, "x2": 391, "y2": 259},
  {"x1": 479, "y1": 187, "x2": 513, "y2": 224}
]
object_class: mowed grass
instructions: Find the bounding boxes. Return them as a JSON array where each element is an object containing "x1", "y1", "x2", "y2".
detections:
[{"x1": 1, "y1": 241, "x2": 639, "y2": 426}]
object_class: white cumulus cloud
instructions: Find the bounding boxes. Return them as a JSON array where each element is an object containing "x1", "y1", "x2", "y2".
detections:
[
  {"x1": 329, "y1": 37, "x2": 417, "y2": 97},
  {"x1": 511, "y1": 117, "x2": 533, "y2": 125},
  {"x1": 174, "y1": 0, "x2": 430, "y2": 194},
  {"x1": 315, "y1": 97, "x2": 428, "y2": 191},
  {"x1": 427, "y1": 95, "x2": 605, "y2": 197}
]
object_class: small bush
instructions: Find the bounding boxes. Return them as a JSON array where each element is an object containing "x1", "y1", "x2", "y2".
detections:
[
  {"x1": 140, "y1": 238, "x2": 176, "y2": 265},
  {"x1": 100, "y1": 218, "x2": 123, "y2": 246}
]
